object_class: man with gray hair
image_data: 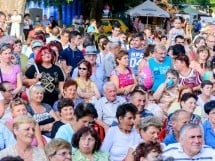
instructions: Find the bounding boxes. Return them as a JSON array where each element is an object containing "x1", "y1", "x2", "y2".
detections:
[
  {"x1": 163, "y1": 123, "x2": 215, "y2": 160},
  {"x1": 95, "y1": 82, "x2": 126, "y2": 132},
  {"x1": 104, "y1": 38, "x2": 121, "y2": 80}
]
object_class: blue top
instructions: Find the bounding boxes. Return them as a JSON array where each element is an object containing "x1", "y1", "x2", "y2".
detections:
[
  {"x1": 148, "y1": 56, "x2": 172, "y2": 91},
  {"x1": 163, "y1": 133, "x2": 177, "y2": 146},
  {"x1": 0, "y1": 123, "x2": 16, "y2": 151},
  {"x1": 55, "y1": 123, "x2": 75, "y2": 144},
  {"x1": 128, "y1": 48, "x2": 144, "y2": 76},
  {"x1": 59, "y1": 47, "x2": 84, "y2": 75},
  {"x1": 87, "y1": 25, "x2": 97, "y2": 33},
  {"x1": 203, "y1": 120, "x2": 215, "y2": 148}
]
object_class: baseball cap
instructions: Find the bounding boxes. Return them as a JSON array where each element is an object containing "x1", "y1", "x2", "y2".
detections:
[
  {"x1": 84, "y1": 45, "x2": 98, "y2": 55},
  {"x1": 31, "y1": 40, "x2": 43, "y2": 49}
]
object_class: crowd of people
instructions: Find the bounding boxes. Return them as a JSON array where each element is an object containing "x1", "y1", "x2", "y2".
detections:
[{"x1": 0, "y1": 9, "x2": 215, "y2": 161}]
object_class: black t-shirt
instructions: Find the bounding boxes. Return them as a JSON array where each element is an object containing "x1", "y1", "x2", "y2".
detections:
[
  {"x1": 25, "y1": 64, "x2": 65, "y2": 106},
  {"x1": 50, "y1": 121, "x2": 64, "y2": 138}
]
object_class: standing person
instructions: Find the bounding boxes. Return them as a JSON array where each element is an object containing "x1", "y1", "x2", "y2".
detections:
[
  {"x1": 108, "y1": 25, "x2": 121, "y2": 40},
  {"x1": 60, "y1": 29, "x2": 70, "y2": 49},
  {"x1": 41, "y1": 15, "x2": 50, "y2": 27},
  {"x1": 0, "y1": 12, "x2": 7, "y2": 33},
  {"x1": 23, "y1": 14, "x2": 33, "y2": 41},
  {"x1": 59, "y1": 31, "x2": 84, "y2": 76},
  {"x1": 104, "y1": 38, "x2": 121, "y2": 80},
  {"x1": 128, "y1": 32, "x2": 145, "y2": 76},
  {"x1": 87, "y1": 19, "x2": 99, "y2": 34},
  {"x1": 10, "y1": 10, "x2": 22, "y2": 39},
  {"x1": 167, "y1": 17, "x2": 185, "y2": 47}
]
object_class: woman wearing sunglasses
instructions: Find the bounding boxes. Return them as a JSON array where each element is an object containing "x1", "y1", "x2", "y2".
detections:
[{"x1": 75, "y1": 60, "x2": 100, "y2": 103}]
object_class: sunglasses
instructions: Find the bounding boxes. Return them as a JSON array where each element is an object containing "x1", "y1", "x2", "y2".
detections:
[{"x1": 78, "y1": 67, "x2": 87, "y2": 71}]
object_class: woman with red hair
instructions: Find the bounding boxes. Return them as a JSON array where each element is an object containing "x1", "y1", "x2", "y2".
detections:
[
  {"x1": 75, "y1": 60, "x2": 100, "y2": 102},
  {"x1": 24, "y1": 45, "x2": 65, "y2": 106}
]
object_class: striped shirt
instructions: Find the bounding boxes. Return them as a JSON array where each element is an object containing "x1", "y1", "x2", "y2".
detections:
[{"x1": 163, "y1": 143, "x2": 215, "y2": 160}]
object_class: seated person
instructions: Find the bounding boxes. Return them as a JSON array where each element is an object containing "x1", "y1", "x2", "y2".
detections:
[
  {"x1": 51, "y1": 98, "x2": 74, "y2": 138},
  {"x1": 163, "y1": 110, "x2": 191, "y2": 146},
  {"x1": 95, "y1": 82, "x2": 126, "y2": 132},
  {"x1": 55, "y1": 102, "x2": 98, "y2": 145}
]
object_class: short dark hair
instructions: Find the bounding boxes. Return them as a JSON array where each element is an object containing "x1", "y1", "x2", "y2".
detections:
[
  {"x1": 58, "y1": 98, "x2": 74, "y2": 112},
  {"x1": 172, "y1": 44, "x2": 186, "y2": 56},
  {"x1": 175, "y1": 35, "x2": 184, "y2": 42},
  {"x1": 72, "y1": 126, "x2": 101, "y2": 153},
  {"x1": 174, "y1": 54, "x2": 190, "y2": 67},
  {"x1": 204, "y1": 100, "x2": 215, "y2": 114},
  {"x1": 166, "y1": 68, "x2": 179, "y2": 78},
  {"x1": 132, "y1": 32, "x2": 144, "y2": 41},
  {"x1": 63, "y1": 79, "x2": 78, "y2": 90},
  {"x1": 201, "y1": 80, "x2": 213, "y2": 88},
  {"x1": 69, "y1": 31, "x2": 81, "y2": 42},
  {"x1": 0, "y1": 156, "x2": 24, "y2": 161},
  {"x1": 180, "y1": 92, "x2": 197, "y2": 103},
  {"x1": 134, "y1": 142, "x2": 162, "y2": 161},
  {"x1": 0, "y1": 81, "x2": 10, "y2": 92},
  {"x1": 116, "y1": 103, "x2": 137, "y2": 120},
  {"x1": 74, "y1": 102, "x2": 98, "y2": 120}
]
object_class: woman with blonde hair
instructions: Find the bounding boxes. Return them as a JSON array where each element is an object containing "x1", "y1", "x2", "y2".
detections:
[
  {"x1": 26, "y1": 84, "x2": 59, "y2": 138},
  {"x1": 45, "y1": 138, "x2": 71, "y2": 161},
  {"x1": 0, "y1": 115, "x2": 48, "y2": 161}
]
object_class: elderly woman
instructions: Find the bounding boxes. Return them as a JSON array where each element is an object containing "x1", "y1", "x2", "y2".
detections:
[
  {"x1": 5, "y1": 98, "x2": 44, "y2": 148},
  {"x1": 24, "y1": 45, "x2": 65, "y2": 106},
  {"x1": 125, "y1": 116, "x2": 163, "y2": 161},
  {"x1": 110, "y1": 50, "x2": 137, "y2": 96},
  {"x1": 26, "y1": 84, "x2": 59, "y2": 138},
  {"x1": 52, "y1": 79, "x2": 82, "y2": 113},
  {"x1": 45, "y1": 138, "x2": 71, "y2": 161},
  {"x1": 0, "y1": 43, "x2": 22, "y2": 96},
  {"x1": 101, "y1": 103, "x2": 139, "y2": 161},
  {"x1": 134, "y1": 142, "x2": 162, "y2": 161},
  {"x1": 0, "y1": 115, "x2": 48, "y2": 161},
  {"x1": 72, "y1": 127, "x2": 109, "y2": 160},
  {"x1": 203, "y1": 100, "x2": 215, "y2": 148},
  {"x1": 75, "y1": 60, "x2": 100, "y2": 102}
]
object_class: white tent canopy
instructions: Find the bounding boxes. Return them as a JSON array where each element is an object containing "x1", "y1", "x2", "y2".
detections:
[{"x1": 126, "y1": 0, "x2": 170, "y2": 18}]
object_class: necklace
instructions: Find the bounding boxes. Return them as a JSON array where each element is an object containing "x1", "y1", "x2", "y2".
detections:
[{"x1": 16, "y1": 145, "x2": 33, "y2": 161}]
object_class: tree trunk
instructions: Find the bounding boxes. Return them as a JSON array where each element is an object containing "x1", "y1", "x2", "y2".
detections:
[
  {"x1": 0, "y1": 0, "x2": 26, "y2": 15},
  {"x1": 57, "y1": 5, "x2": 63, "y2": 26}
]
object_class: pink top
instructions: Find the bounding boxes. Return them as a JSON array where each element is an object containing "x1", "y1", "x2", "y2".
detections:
[
  {"x1": 190, "y1": 61, "x2": 206, "y2": 76},
  {"x1": 0, "y1": 65, "x2": 21, "y2": 89},
  {"x1": 111, "y1": 68, "x2": 134, "y2": 88},
  {"x1": 138, "y1": 66, "x2": 154, "y2": 90}
]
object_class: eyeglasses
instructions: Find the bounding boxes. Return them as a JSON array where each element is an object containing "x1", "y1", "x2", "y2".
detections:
[
  {"x1": 55, "y1": 152, "x2": 72, "y2": 157},
  {"x1": 78, "y1": 67, "x2": 87, "y2": 71}
]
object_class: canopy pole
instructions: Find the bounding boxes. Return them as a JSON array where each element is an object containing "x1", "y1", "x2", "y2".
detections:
[{"x1": 147, "y1": 16, "x2": 148, "y2": 24}]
